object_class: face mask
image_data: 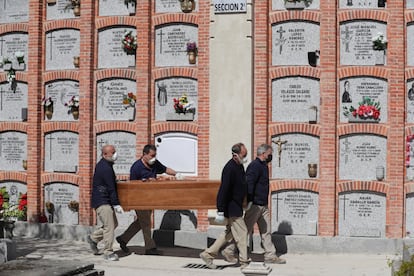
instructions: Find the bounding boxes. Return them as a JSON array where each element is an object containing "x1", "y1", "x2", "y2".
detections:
[
  {"x1": 148, "y1": 157, "x2": 156, "y2": 165},
  {"x1": 265, "y1": 154, "x2": 273, "y2": 163},
  {"x1": 111, "y1": 152, "x2": 118, "y2": 162}
]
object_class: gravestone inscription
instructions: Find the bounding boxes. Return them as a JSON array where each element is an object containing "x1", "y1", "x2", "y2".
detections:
[
  {"x1": 340, "y1": 21, "x2": 387, "y2": 66},
  {"x1": 46, "y1": 0, "x2": 77, "y2": 20},
  {"x1": 98, "y1": 27, "x2": 136, "y2": 69},
  {"x1": 155, "y1": 24, "x2": 198, "y2": 67},
  {"x1": 339, "y1": 77, "x2": 387, "y2": 123},
  {"x1": 406, "y1": 193, "x2": 414, "y2": 237},
  {"x1": 154, "y1": 210, "x2": 198, "y2": 231},
  {"x1": 338, "y1": 192, "x2": 386, "y2": 237},
  {"x1": 155, "y1": 78, "x2": 198, "y2": 121},
  {"x1": 271, "y1": 190, "x2": 318, "y2": 235},
  {"x1": 339, "y1": 0, "x2": 385, "y2": 8},
  {"x1": 99, "y1": 0, "x2": 132, "y2": 16},
  {"x1": 408, "y1": 1, "x2": 414, "y2": 9},
  {"x1": 272, "y1": 76, "x2": 320, "y2": 123},
  {"x1": 0, "y1": 82, "x2": 28, "y2": 121},
  {"x1": 45, "y1": 29, "x2": 80, "y2": 70},
  {"x1": 0, "y1": 33, "x2": 28, "y2": 71},
  {"x1": 96, "y1": 132, "x2": 136, "y2": 175},
  {"x1": 44, "y1": 131, "x2": 79, "y2": 173},
  {"x1": 96, "y1": 79, "x2": 136, "y2": 121},
  {"x1": 0, "y1": 181, "x2": 27, "y2": 206},
  {"x1": 0, "y1": 131, "x2": 26, "y2": 172},
  {"x1": 44, "y1": 183, "x2": 79, "y2": 225},
  {"x1": 272, "y1": 22, "x2": 320, "y2": 66},
  {"x1": 0, "y1": 0, "x2": 28, "y2": 23},
  {"x1": 45, "y1": 80, "x2": 79, "y2": 121},
  {"x1": 271, "y1": 134, "x2": 319, "y2": 179},
  {"x1": 339, "y1": 134, "x2": 386, "y2": 180},
  {"x1": 156, "y1": 0, "x2": 198, "y2": 13},
  {"x1": 272, "y1": 0, "x2": 320, "y2": 10}
]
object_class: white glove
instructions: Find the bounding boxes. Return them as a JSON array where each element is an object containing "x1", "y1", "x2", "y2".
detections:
[
  {"x1": 175, "y1": 173, "x2": 184, "y2": 180},
  {"x1": 244, "y1": 201, "x2": 253, "y2": 211},
  {"x1": 214, "y1": 212, "x2": 225, "y2": 224},
  {"x1": 114, "y1": 205, "x2": 124, "y2": 214}
]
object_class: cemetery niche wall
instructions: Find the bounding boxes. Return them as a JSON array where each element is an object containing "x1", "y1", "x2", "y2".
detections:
[
  {"x1": 45, "y1": 29, "x2": 80, "y2": 70},
  {"x1": 45, "y1": 80, "x2": 80, "y2": 121},
  {"x1": 0, "y1": 81, "x2": 28, "y2": 121},
  {"x1": 44, "y1": 131, "x2": 79, "y2": 173}
]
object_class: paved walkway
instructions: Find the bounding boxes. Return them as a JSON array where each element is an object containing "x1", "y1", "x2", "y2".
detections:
[{"x1": 2, "y1": 236, "x2": 393, "y2": 276}]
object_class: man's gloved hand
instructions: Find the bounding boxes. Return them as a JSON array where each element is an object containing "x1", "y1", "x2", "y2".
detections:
[
  {"x1": 244, "y1": 201, "x2": 253, "y2": 211},
  {"x1": 114, "y1": 205, "x2": 124, "y2": 214},
  {"x1": 215, "y1": 212, "x2": 225, "y2": 224},
  {"x1": 175, "y1": 173, "x2": 184, "y2": 180}
]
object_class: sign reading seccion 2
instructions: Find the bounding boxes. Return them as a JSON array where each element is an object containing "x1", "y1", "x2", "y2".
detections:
[{"x1": 213, "y1": 0, "x2": 247, "y2": 14}]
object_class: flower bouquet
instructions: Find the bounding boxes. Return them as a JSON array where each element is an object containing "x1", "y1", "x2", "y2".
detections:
[
  {"x1": 186, "y1": 42, "x2": 198, "y2": 55},
  {"x1": 15, "y1": 51, "x2": 25, "y2": 64},
  {"x1": 372, "y1": 32, "x2": 387, "y2": 50},
  {"x1": 121, "y1": 30, "x2": 137, "y2": 54},
  {"x1": 65, "y1": 96, "x2": 79, "y2": 113},
  {"x1": 122, "y1": 92, "x2": 136, "y2": 109},
  {"x1": 0, "y1": 187, "x2": 27, "y2": 221},
  {"x1": 343, "y1": 97, "x2": 381, "y2": 122},
  {"x1": 173, "y1": 93, "x2": 195, "y2": 114},
  {"x1": 42, "y1": 97, "x2": 53, "y2": 108},
  {"x1": 42, "y1": 97, "x2": 54, "y2": 119},
  {"x1": 45, "y1": 201, "x2": 55, "y2": 213},
  {"x1": 68, "y1": 200, "x2": 79, "y2": 212}
]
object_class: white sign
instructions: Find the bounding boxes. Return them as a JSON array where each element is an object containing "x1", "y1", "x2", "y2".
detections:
[{"x1": 213, "y1": 0, "x2": 247, "y2": 14}]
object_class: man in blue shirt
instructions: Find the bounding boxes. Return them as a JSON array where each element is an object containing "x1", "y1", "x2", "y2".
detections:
[{"x1": 116, "y1": 144, "x2": 177, "y2": 255}]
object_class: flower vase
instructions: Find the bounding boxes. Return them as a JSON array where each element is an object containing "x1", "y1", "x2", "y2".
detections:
[
  {"x1": 127, "y1": 2, "x2": 136, "y2": 15},
  {"x1": 308, "y1": 163, "x2": 317, "y2": 178},
  {"x1": 180, "y1": 0, "x2": 195, "y2": 13},
  {"x1": 22, "y1": 160, "x2": 27, "y2": 170},
  {"x1": 72, "y1": 107, "x2": 79, "y2": 120},
  {"x1": 378, "y1": 0, "x2": 386, "y2": 7},
  {"x1": 73, "y1": 5, "x2": 80, "y2": 16},
  {"x1": 188, "y1": 51, "x2": 197, "y2": 64},
  {"x1": 374, "y1": 50, "x2": 385, "y2": 65},
  {"x1": 376, "y1": 166, "x2": 385, "y2": 181},
  {"x1": 47, "y1": 0, "x2": 57, "y2": 4},
  {"x1": 73, "y1": 56, "x2": 80, "y2": 68},
  {"x1": 0, "y1": 220, "x2": 15, "y2": 239},
  {"x1": 17, "y1": 57, "x2": 24, "y2": 65},
  {"x1": 45, "y1": 105, "x2": 53, "y2": 120}
]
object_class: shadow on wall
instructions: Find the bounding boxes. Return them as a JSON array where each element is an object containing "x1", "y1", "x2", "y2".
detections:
[{"x1": 272, "y1": 220, "x2": 293, "y2": 255}]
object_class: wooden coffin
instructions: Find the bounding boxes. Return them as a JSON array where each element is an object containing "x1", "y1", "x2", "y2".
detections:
[{"x1": 117, "y1": 179, "x2": 220, "y2": 210}]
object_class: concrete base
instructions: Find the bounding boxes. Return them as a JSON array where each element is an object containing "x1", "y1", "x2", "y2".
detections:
[
  {"x1": 12, "y1": 221, "x2": 404, "y2": 255},
  {"x1": 0, "y1": 239, "x2": 16, "y2": 263},
  {"x1": 241, "y1": 262, "x2": 272, "y2": 276}
]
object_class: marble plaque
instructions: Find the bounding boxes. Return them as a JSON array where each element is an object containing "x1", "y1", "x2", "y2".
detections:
[
  {"x1": 272, "y1": 0, "x2": 320, "y2": 10},
  {"x1": 98, "y1": 27, "x2": 136, "y2": 69},
  {"x1": 407, "y1": 24, "x2": 414, "y2": 66},
  {"x1": 339, "y1": 134, "x2": 386, "y2": 180},
  {"x1": 156, "y1": 0, "x2": 198, "y2": 13},
  {"x1": 0, "y1": 0, "x2": 29, "y2": 23},
  {"x1": 0, "y1": 82, "x2": 28, "y2": 121},
  {"x1": 408, "y1": 0, "x2": 414, "y2": 9},
  {"x1": 407, "y1": 80, "x2": 414, "y2": 123},
  {"x1": 0, "y1": 33, "x2": 28, "y2": 71},
  {"x1": 154, "y1": 210, "x2": 198, "y2": 231},
  {"x1": 45, "y1": 29, "x2": 80, "y2": 70},
  {"x1": 96, "y1": 79, "x2": 136, "y2": 121},
  {"x1": 46, "y1": 0, "x2": 78, "y2": 20},
  {"x1": 0, "y1": 181, "x2": 27, "y2": 206},
  {"x1": 271, "y1": 190, "x2": 318, "y2": 235},
  {"x1": 338, "y1": 192, "x2": 386, "y2": 237},
  {"x1": 96, "y1": 132, "x2": 136, "y2": 175},
  {"x1": 155, "y1": 78, "x2": 198, "y2": 121},
  {"x1": 44, "y1": 131, "x2": 79, "y2": 173},
  {"x1": 339, "y1": 0, "x2": 386, "y2": 8},
  {"x1": 155, "y1": 24, "x2": 198, "y2": 67},
  {"x1": 340, "y1": 21, "x2": 387, "y2": 66},
  {"x1": 0, "y1": 131, "x2": 27, "y2": 171},
  {"x1": 340, "y1": 77, "x2": 388, "y2": 123},
  {"x1": 44, "y1": 183, "x2": 79, "y2": 225},
  {"x1": 271, "y1": 134, "x2": 319, "y2": 179},
  {"x1": 272, "y1": 77, "x2": 320, "y2": 123},
  {"x1": 272, "y1": 22, "x2": 320, "y2": 66},
  {"x1": 406, "y1": 135, "x2": 414, "y2": 181},
  {"x1": 406, "y1": 193, "x2": 414, "y2": 237},
  {"x1": 99, "y1": 0, "x2": 134, "y2": 16},
  {"x1": 45, "y1": 80, "x2": 79, "y2": 121}
]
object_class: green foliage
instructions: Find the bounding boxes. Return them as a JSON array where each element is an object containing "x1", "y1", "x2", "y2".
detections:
[{"x1": 394, "y1": 255, "x2": 414, "y2": 276}]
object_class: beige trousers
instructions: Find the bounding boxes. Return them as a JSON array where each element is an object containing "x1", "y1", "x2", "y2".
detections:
[
  {"x1": 118, "y1": 210, "x2": 156, "y2": 250},
  {"x1": 91, "y1": 204, "x2": 118, "y2": 255},
  {"x1": 205, "y1": 216, "x2": 249, "y2": 264}
]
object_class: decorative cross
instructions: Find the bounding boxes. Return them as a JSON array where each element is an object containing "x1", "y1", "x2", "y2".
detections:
[
  {"x1": 0, "y1": 135, "x2": 3, "y2": 157},
  {"x1": 98, "y1": 83, "x2": 106, "y2": 107},
  {"x1": 0, "y1": 37, "x2": 5, "y2": 56},
  {"x1": 273, "y1": 193, "x2": 283, "y2": 222},
  {"x1": 339, "y1": 194, "x2": 349, "y2": 220},
  {"x1": 157, "y1": 29, "x2": 164, "y2": 54},
  {"x1": 46, "y1": 32, "x2": 56, "y2": 60},
  {"x1": 341, "y1": 26, "x2": 353, "y2": 53},
  {"x1": 273, "y1": 136, "x2": 287, "y2": 167},
  {"x1": 46, "y1": 134, "x2": 55, "y2": 160},
  {"x1": 0, "y1": 87, "x2": 4, "y2": 111},
  {"x1": 275, "y1": 26, "x2": 287, "y2": 55},
  {"x1": 341, "y1": 138, "x2": 352, "y2": 164},
  {"x1": 3, "y1": 0, "x2": 7, "y2": 10},
  {"x1": 98, "y1": 138, "x2": 107, "y2": 151}
]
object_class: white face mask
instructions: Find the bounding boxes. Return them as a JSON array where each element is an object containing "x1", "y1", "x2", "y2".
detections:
[
  {"x1": 111, "y1": 152, "x2": 118, "y2": 162},
  {"x1": 234, "y1": 153, "x2": 247, "y2": 164},
  {"x1": 148, "y1": 157, "x2": 156, "y2": 165}
]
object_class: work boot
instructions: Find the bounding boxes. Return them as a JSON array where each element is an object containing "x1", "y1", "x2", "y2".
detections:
[
  {"x1": 104, "y1": 252, "x2": 119, "y2": 261},
  {"x1": 240, "y1": 262, "x2": 250, "y2": 270},
  {"x1": 264, "y1": 255, "x2": 286, "y2": 264},
  {"x1": 86, "y1": 235, "x2": 100, "y2": 255},
  {"x1": 116, "y1": 236, "x2": 129, "y2": 253},
  {"x1": 200, "y1": 251, "x2": 217, "y2": 269},
  {"x1": 221, "y1": 249, "x2": 238, "y2": 264}
]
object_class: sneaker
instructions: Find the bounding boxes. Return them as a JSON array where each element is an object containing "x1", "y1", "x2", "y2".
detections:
[
  {"x1": 116, "y1": 236, "x2": 129, "y2": 253},
  {"x1": 104, "y1": 253, "x2": 119, "y2": 261},
  {"x1": 145, "y1": 248, "x2": 161, "y2": 255},
  {"x1": 200, "y1": 251, "x2": 217, "y2": 269},
  {"x1": 264, "y1": 255, "x2": 286, "y2": 264},
  {"x1": 240, "y1": 262, "x2": 250, "y2": 270},
  {"x1": 86, "y1": 235, "x2": 99, "y2": 255},
  {"x1": 221, "y1": 249, "x2": 238, "y2": 264}
]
